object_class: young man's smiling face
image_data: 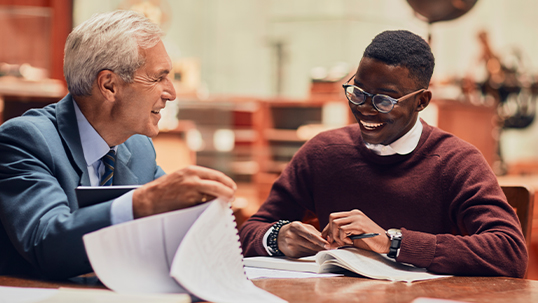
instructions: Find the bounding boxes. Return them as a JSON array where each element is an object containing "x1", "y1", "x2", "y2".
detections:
[
  {"x1": 348, "y1": 57, "x2": 430, "y2": 145},
  {"x1": 113, "y1": 40, "x2": 176, "y2": 139}
]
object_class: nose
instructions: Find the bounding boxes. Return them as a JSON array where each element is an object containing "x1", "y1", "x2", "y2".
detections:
[
  {"x1": 353, "y1": 95, "x2": 377, "y2": 115},
  {"x1": 163, "y1": 77, "x2": 176, "y2": 102}
]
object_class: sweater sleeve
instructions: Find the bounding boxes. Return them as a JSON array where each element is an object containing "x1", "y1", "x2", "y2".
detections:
[
  {"x1": 397, "y1": 146, "x2": 528, "y2": 278},
  {"x1": 239, "y1": 143, "x2": 315, "y2": 257}
]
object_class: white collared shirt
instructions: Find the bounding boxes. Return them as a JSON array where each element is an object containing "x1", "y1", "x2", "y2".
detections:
[
  {"x1": 365, "y1": 118, "x2": 423, "y2": 156},
  {"x1": 73, "y1": 100, "x2": 134, "y2": 225}
]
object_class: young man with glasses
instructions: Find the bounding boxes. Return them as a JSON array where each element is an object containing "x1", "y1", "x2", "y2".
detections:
[{"x1": 239, "y1": 30, "x2": 527, "y2": 278}]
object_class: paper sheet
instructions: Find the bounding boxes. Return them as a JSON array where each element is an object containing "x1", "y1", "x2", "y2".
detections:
[
  {"x1": 170, "y1": 199, "x2": 287, "y2": 303},
  {"x1": 83, "y1": 202, "x2": 210, "y2": 293},
  {"x1": 84, "y1": 199, "x2": 287, "y2": 302},
  {"x1": 0, "y1": 285, "x2": 56, "y2": 303},
  {"x1": 38, "y1": 288, "x2": 190, "y2": 303}
]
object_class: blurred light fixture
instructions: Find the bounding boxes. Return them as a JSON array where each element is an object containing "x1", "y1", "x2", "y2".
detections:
[
  {"x1": 213, "y1": 129, "x2": 235, "y2": 152},
  {"x1": 186, "y1": 128, "x2": 204, "y2": 151}
]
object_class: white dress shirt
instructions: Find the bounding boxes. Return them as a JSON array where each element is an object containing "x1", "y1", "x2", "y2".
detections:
[
  {"x1": 364, "y1": 118, "x2": 423, "y2": 156},
  {"x1": 262, "y1": 118, "x2": 424, "y2": 255},
  {"x1": 73, "y1": 101, "x2": 134, "y2": 225}
]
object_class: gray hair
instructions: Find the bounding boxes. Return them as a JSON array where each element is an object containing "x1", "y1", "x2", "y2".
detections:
[{"x1": 64, "y1": 10, "x2": 163, "y2": 96}]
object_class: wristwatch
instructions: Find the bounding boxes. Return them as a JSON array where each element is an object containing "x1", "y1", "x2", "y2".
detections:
[{"x1": 386, "y1": 228, "x2": 402, "y2": 259}]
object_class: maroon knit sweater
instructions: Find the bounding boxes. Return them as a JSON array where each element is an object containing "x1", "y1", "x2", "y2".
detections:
[{"x1": 239, "y1": 119, "x2": 527, "y2": 278}]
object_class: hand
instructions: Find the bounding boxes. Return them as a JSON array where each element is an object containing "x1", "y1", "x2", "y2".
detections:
[
  {"x1": 277, "y1": 221, "x2": 329, "y2": 258},
  {"x1": 321, "y1": 209, "x2": 391, "y2": 254},
  {"x1": 132, "y1": 165, "x2": 237, "y2": 218}
]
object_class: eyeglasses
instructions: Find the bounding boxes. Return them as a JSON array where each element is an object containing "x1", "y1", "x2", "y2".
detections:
[{"x1": 342, "y1": 75, "x2": 425, "y2": 113}]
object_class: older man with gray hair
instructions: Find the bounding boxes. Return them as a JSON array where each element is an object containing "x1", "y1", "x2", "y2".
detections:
[{"x1": 0, "y1": 10, "x2": 236, "y2": 279}]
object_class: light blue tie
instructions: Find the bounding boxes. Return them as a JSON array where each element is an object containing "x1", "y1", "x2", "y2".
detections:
[{"x1": 100, "y1": 149, "x2": 116, "y2": 186}]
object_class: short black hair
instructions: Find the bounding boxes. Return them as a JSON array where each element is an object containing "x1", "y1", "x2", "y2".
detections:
[{"x1": 363, "y1": 30, "x2": 434, "y2": 88}]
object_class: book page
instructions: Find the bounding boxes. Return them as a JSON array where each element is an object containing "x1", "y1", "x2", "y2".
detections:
[
  {"x1": 170, "y1": 199, "x2": 287, "y2": 303},
  {"x1": 243, "y1": 256, "x2": 319, "y2": 273},
  {"x1": 83, "y1": 202, "x2": 210, "y2": 293},
  {"x1": 316, "y1": 247, "x2": 451, "y2": 282},
  {"x1": 245, "y1": 266, "x2": 342, "y2": 279}
]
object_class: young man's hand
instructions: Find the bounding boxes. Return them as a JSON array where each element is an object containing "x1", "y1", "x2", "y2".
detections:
[
  {"x1": 277, "y1": 221, "x2": 329, "y2": 258},
  {"x1": 321, "y1": 209, "x2": 391, "y2": 254}
]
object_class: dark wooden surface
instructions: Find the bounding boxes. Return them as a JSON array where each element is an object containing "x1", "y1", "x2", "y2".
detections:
[
  {"x1": 252, "y1": 276, "x2": 538, "y2": 303},
  {"x1": 1, "y1": 275, "x2": 538, "y2": 303}
]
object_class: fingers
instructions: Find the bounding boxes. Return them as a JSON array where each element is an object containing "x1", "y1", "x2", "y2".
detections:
[
  {"x1": 278, "y1": 222, "x2": 329, "y2": 258},
  {"x1": 132, "y1": 165, "x2": 237, "y2": 218},
  {"x1": 326, "y1": 211, "x2": 355, "y2": 247},
  {"x1": 177, "y1": 166, "x2": 237, "y2": 202},
  {"x1": 196, "y1": 178, "x2": 236, "y2": 201},
  {"x1": 299, "y1": 223, "x2": 329, "y2": 248},
  {"x1": 325, "y1": 209, "x2": 379, "y2": 247},
  {"x1": 185, "y1": 165, "x2": 237, "y2": 191},
  {"x1": 196, "y1": 192, "x2": 213, "y2": 204}
]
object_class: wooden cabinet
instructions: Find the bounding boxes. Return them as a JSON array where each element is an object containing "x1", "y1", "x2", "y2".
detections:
[
  {"x1": 0, "y1": 0, "x2": 72, "y2": 82},
  {"x1": 432, "y1": 99, "x2": 499, "y2": 167},
  {"x1": 0, "y1": 1, "x2": 72, "y2": 124}
]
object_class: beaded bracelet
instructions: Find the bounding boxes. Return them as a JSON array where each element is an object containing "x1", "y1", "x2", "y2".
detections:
[{"x1": 267, "y1": 220, "x2": 290, "y2": 256}]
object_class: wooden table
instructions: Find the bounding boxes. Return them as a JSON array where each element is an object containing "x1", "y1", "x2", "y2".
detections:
[
  {"x1": 1, "y1": 275, "x2": 538, "y2": 303},
  {"x1": 253, "y1": 276, "x2": 538, "y2": 303}
]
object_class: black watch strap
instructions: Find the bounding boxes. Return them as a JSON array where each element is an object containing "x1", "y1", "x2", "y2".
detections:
[
  {"x1": 387, "y1": 238, "x2": 401, "y2": 258},
  {"x1": 386, "y1": 228, "x2": 402, "y2": 259},
  {"x1": 267, "y1": 220, "x2": 290, "y2": 256}
]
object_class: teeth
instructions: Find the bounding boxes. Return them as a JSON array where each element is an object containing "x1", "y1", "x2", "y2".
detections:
[
  {"x1": 360, "y1": 120, "x2": 384, "y2": 129},
  {"x1": 151, "y1": 110, "x2": 160, "y2": 114}
]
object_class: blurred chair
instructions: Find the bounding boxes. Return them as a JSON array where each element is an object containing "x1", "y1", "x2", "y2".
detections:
[{"x1": 501, "y1": 185, "x2": 534, "y2": 248}]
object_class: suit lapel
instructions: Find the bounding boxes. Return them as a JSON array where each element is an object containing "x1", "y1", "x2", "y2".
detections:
[
  {"x1": 56, "y1": 94, "x2": 91, "y2": 186},
  {"x1": 115, "y1": 143, "x2": 139, "y2": 185}
]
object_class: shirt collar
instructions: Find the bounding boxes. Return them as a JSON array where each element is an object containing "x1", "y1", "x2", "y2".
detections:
[
  {"x1": 365, "y1": 118, "x2": 423, "y2": 156},
  {"x1": 73, "y1": 100, "x2": 115, "y2": 166}
]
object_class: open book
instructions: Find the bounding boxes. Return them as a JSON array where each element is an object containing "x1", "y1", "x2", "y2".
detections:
[
  {"x1": 83, "y1": 198, "x2": 286, "y2": 303},
  {"x1": 244, "y1": 247, "x2": 451, "y2": 282}
]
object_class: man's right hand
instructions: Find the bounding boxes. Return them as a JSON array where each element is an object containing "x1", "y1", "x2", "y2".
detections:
[
  {"x1": 131, "y1": 165, "x2": 237, "y2": 218},
  {"x1": 277, "y1": 221, "x2": 329, "y2": 258}
]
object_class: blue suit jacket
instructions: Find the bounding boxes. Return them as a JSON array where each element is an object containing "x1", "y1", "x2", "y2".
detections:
[{"x1": 0, "y1": 94, "x2": 165, "y2": 279}]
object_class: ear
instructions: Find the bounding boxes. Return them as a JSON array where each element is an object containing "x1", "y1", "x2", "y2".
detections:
[
  {"x1": 96, "y1": 70, "x2": 119, "y2": 102},
  {"x1": 416, "y1": 90, "x2": 432, "y2": 112}
]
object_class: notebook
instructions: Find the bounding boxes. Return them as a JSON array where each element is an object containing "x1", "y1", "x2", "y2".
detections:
[{"x1": 75, "y1": 185, "x2": 139, "y2": 208}]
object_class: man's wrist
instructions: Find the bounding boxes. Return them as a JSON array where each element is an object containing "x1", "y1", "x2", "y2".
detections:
[
  {"x1": 266, "y1": 220, "x2": 290, "y2": 256},
  {"x1": 132, "y1": 187, "x2": 152, "y2": 219},
  {"x1": 386, "y1": 228, "x2": 402, "y2": 259}
]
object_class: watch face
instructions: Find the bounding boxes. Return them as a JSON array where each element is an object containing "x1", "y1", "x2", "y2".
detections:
[{"x1": 387, "y1": 228, "x2": 402, "y2": 239}]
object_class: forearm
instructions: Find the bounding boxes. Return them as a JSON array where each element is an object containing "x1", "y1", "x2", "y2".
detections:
[
  {"x1": 239, "y1": 187, "x2": 310, "y2": 256},
  {"x1": 397, "y1": 228, "x2": 528, "y2": 278},
  {"x1": 239, "y1": 218, "x2": 273, "y2": 257}
]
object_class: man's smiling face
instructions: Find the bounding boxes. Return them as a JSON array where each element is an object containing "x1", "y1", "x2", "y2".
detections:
[
  {"x1": 349, "y1": 57, "x2": 427, "y2": 145},
  {"x1": 113, "y1": 40, "x2": 176, "y2": 138}
]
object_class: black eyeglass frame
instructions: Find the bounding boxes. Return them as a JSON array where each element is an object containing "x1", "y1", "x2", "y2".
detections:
[{"x1": 342, "y1": 75, "x2": 425, "y2": 114}]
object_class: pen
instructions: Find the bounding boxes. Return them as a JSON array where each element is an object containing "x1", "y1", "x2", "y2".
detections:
[{"x1": 348, "y1": 233, "x2": 380, "y2": 240}]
